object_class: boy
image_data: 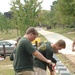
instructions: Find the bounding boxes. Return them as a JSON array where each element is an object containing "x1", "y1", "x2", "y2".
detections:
[{"x1": 34, "y1": 39, "x2": 66, "y2": 75}]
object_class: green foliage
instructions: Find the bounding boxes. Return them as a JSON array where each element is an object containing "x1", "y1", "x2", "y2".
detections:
[
  {"x1": 9, "y1": 0, "x2": 42, "y2": 36},
  {"x1": 49, "y1": 0, "x2": 75, "y2": 28},
  {"x1": 49, "y1": 1, "x2": 58, "y2": 27},
  {"x1": 57, "y1": 0, "x2": 74, "y2": 16},
  {"x1": 39, "y1": 10, "x2": 51, "y2": 25},
  {"x1": 0, "y1": 12, "x2": 9, "y2": 31},
  {"x1": 1, "y1": 0, "x2": 75, "y2": 33}
]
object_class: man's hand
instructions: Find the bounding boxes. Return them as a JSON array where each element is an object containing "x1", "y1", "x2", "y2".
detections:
[{"x1": 46, "y1": 59, "x2": 52, "y2": 64}]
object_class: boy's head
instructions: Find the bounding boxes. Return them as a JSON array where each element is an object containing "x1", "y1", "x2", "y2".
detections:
[{"x1": 53, "y1": 39, "x2": 66, "y2": 53}]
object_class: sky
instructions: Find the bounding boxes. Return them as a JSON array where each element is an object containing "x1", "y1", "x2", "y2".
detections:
[{"x1": 0, "y1": 0, "x2": 56, "y2": 13}]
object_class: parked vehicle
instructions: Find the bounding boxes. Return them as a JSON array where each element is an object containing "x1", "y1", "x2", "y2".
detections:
[{"x1": 0, "y1": 40, "x2": 16, "y2": 56}]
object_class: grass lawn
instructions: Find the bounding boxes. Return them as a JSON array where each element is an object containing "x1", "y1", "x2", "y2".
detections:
[
  {"x1": 0, "y1": 29, "x2": 18, "y2": 40},
  {"x1": 0, "y1": 56, "x2": 15, "y2": 75}
]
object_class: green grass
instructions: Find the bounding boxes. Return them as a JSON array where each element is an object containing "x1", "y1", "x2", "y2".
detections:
[
  {"x1": 0, "y1": 29, "x2": 18, "y2": 40},
  {"x1": 63, "y1": 32, "x2": 75, "y2": 40},
  {"x1": 0, "y1": 69, "x2": 15, "y2": 75},
  {"x1": 0, "y1": 56, "x2": 14, "y2": 75}
]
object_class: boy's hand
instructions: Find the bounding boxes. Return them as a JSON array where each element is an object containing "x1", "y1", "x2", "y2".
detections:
[
  {"x1": 51, "y1": 63, "x2": 56, "y2": 70},
  {"x1": 48, "y1": 62, "x2": 56, "y2": 71}
]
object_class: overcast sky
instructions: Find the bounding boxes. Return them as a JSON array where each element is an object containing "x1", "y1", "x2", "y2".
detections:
[{"x1": 0, "y1": 0, "x2": 56, "y2": 13}]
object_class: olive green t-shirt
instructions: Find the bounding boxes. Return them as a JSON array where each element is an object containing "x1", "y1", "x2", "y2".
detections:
[
  {"x1": 14, "y1": 37, "x2": 36, "y2": 72},
  {"x1": 34, "y1": 42, "x2": 53, "y2": 70}
]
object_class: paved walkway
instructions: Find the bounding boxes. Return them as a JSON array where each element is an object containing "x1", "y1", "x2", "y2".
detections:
[{"x1": 35, "y1": 27, "x2": 75, "y2": 64}]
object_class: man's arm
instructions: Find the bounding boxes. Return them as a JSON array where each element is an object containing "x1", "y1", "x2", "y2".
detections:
[{"x1": 32, "y1": 50, "x2": 52, "y2": 64}]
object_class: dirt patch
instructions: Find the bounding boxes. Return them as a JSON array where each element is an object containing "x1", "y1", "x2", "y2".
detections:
[{"x1": 64, "y1": 54, "x2": 75, "y2": 64}]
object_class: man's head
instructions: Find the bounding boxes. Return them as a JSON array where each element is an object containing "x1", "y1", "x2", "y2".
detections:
[
  {"x1": 25, "y1": 27, "x2": 38, "y2": 42},
  {"x1": 52, "y1": 39, "x2": 66, "y2": 51}
]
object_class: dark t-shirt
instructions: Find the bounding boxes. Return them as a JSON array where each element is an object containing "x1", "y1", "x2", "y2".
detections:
[
  {"x1": 14, "y1": 37, "x2": 36, "y2": 72},
  {"x1": 34, "y1": 42, "x2": 54, "y2": 70}
]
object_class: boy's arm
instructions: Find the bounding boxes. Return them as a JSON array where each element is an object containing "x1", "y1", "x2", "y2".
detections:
[{"x1": 32, "y1": 50, "x2": 52, "y2": 64}]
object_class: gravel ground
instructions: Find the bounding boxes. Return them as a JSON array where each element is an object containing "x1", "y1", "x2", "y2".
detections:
[{"x1": 56, "y1": 53, "x2": 75, "y2": 75}]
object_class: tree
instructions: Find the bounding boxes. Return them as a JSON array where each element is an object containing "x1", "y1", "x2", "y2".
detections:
[
  {"x1": 54, "y1": 0, "x2": 75, "y2": 28},
  {"x1": 9, "y1": 0, "x2": 42, "y2": 36},
  {"x1": 0, "y1": 12, "x2": 9, "y2": 31}
]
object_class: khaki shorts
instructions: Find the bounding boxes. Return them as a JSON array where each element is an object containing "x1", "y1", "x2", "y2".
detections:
[
  {"x1": 34, "y1": 67, "x2": 47, "y2": 75},
  {"x1": 16, "y1": 71, "x2": 34, "y2": 75}
]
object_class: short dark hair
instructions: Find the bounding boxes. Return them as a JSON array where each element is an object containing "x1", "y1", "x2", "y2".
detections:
[
  {"x1": 26, "y1": 27, "x2": 38, "y2": 35},
  {"x1": 55, "y1": 39, "x2": 66, "y2": 48}
]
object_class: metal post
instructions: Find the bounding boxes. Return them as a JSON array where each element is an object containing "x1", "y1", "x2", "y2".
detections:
[{"x1": 3, "y1": 45, "x2": 6, "y2": 59}]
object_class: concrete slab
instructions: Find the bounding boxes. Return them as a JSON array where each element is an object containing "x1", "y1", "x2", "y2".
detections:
[
  {"x1": 56, "y1": 62, "x2": 64, "y2": 66},
  {"x1": 59, "y1": 70, "x2": 71, "y2": 75},
  {"x1": 57, "y1": 66, "x2": 67, "y2": 71}
]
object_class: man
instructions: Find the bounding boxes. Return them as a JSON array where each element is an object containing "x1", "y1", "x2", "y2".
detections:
[
  {"x1": 34, "y1": 39, "x2": 66, "y2": 75},
  {"x1": 13, "y1": 27, "x2": 52, "y2": 75}
]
